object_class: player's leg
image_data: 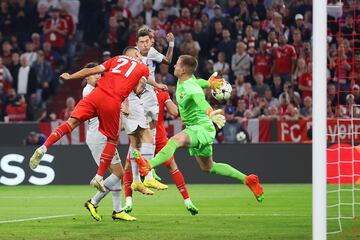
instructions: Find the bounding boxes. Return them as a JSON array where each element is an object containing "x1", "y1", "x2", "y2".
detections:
[
  {"x1": 165, "y1": 159, "x2": 198, "y2": 215},
  {"x1": 133, "y1": 130, "x2": 191, "y2": 175},
  {"x1": 139, "y1": 128, "x2": 168, "y2": 190},
  {"x1": 123, "y1": 154, "x2": 134, "y2": 213},
  {"x1": 195, "y1": 154, "x2": 264, "y2": 202}
]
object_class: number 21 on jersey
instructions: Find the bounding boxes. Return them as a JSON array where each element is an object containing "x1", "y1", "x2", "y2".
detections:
[{"x1": 111, "y1": 58, "x2": 137, "y2": 77}]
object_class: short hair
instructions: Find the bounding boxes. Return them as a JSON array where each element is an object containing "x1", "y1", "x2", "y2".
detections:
[
  {"x1": 179, "y1": 55, "x2": 198, "y2": 74},
  {"x1": 84, "y1": 62, "x2": 98, "y2": 68},
  {"x1": 122, "y1": 46, "x2": 138, "y2": 55},
  {"x1": 136, "y1": 27, "x2": 152, "y2": 41}
]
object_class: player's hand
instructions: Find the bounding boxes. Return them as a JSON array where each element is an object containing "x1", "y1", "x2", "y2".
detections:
[
  {"x1": 208, "y1": 109, "x2": 225, "y2": 129},
  {"x1": 208, "y1": 72, "x2": 225, "y2": 90},
  {"x1": 60, "y1": 73, "x2": 71, "y2": 81},
  {"x1": 156, "y1": 83, "x2": 168, "y2": 91},
  {"x1": 166, "y1": 32, "x2": 175, "y2": 43}
]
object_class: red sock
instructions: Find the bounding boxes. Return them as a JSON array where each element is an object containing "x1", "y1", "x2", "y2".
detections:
[
  {"x1": 97, "y1": 141, "x2": 117, "y2": 177},
  {"x1": 123, "y1": 157, "x2": 133, "y2": 198},
  {"x1": 170, "y1": 168, "x2": 189, "y2": 200},
  {"x1": 44, "y1": 122, "x2": 73, "y2": 149}
]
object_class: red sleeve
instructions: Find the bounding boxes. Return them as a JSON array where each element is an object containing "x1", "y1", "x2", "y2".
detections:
[
  {"x1": 101, "y1": 57, "x2": 116, "y2": 71},
  {"x1": 290, "y1": 46, "x2": 297, "y2": 58},
  {"x1": 44, "y1": 19, "x2": 51, "y2": 30},
  {"x1": 143, "y1": 65, "x2": 149, "y2": 79}
]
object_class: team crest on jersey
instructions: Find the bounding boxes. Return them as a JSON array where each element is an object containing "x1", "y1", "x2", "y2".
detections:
[{"x1": 179, "y1": 92, "x2": 185, "y2": 99}]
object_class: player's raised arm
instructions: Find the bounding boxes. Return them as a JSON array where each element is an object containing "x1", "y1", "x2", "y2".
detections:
[
  {"x1": 60, "y1": 65, "x2": 104, "y2": 81},
  {"x1": 165, "y1": 99, "x2": 178, "y2": 117},
  {"x1": 162, "y1": 32, "x2": 175, "y2": 65},
  {"x1": 195, "y1": 72, "x2": 224, "y2": 90},
  {"x1": 146, "y1": 78, "x2": 168, "y2": 91}
]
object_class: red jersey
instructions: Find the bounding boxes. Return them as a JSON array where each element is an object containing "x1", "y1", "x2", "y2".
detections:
[
  {"x1": 155, "y1": 88, "x2": 171, "y2": 145},
  {"x1": 299, "y1": 72, "x2": 312, "y2": 98},
  {"x1": 273, "y1": 44, "x2": 297, "y2": 75},
  {"x1": 99, "y1": 55, "x2": 149, "y2": 102},
  {"x1": 253, "y1": 52, "x2": 272, "y2": 79},
  {"x1": 44, "y1": 18, "x2": 68, "y2": 49}
]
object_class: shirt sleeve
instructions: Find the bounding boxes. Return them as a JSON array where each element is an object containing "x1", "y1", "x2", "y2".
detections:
[
  {"x1": 192, "y1": 94, "x2": 212, "y2": 114},
  {"x1": 195, "y1": 79, "x2": 210, "y2": 89},
  {"x1": 184, "y1": 80, "x2": 212, "y2": 114},
  {"x1": 147, "y1": 47, "x2": 165, "y2": 63},
  {"x1": 100, "y1": 57, "x2": 115, "y2": 71},
  {"x1": 143, "y1": 65, "x2": 150, "y2": 79}
]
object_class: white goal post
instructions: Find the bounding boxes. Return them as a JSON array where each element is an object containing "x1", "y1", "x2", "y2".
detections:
[{"x1": 312, "y1": 0, "x2": 328, "y2": 239}]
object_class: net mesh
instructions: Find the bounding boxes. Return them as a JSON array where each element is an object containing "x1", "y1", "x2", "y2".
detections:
[{"x1": 326, "y1": 0, "x2": 360, "y2": 237}]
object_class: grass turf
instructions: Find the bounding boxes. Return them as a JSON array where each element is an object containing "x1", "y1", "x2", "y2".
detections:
[{"x1": 0, "y1": 184, "x2": 352, "y2": 240}]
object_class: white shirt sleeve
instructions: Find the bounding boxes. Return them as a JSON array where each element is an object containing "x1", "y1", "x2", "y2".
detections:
[
  {"x1": 147, "y1": 47, "x2": 165, "y2": 63},
  {"x1": 82, "y1": 84, "x2": 95, "y2": 98}
]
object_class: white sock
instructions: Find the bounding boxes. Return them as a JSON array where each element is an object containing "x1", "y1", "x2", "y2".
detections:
[
  {"x1": 184, "y1": 198, "x2": 192, "y2": 204},
  {"x1": 141, "y1": 143, "x2": 155, "y2": 181},
  {"x1": 125, "y1": 196, "x2": 133, "y2": 206},
  {"x1": 129, "y1": 145, "x2": 141, "y2": 183},
  {"x1": 91, "y1": 174, "x2": 119, "y2": 207},
  {"x1": 110, "y1": 176, "x2": 122, "y2": 213}
]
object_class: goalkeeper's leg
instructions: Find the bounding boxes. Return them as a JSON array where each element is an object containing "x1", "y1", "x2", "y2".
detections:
[{"x1": 195, "y1": 155, "x2": 264, "y2": 202}]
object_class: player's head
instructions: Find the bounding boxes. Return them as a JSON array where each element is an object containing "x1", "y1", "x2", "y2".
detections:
[
  {"x1": 123, "y1": 46, "x2": 142, "y2": 60},
  {"x1": 136, "y1": 27, "x2": 152, "y2": 55},
  {"x1": 84, "y1": 62, "x2": 101, "y2": 87},
  {"x1": 174, "y1": 55, "x2": 198, "y2": 78}
]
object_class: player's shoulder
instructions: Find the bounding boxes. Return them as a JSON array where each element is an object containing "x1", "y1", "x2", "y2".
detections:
[{"x1": 183, "y1": 79, "x2": 203, "y2": 92}]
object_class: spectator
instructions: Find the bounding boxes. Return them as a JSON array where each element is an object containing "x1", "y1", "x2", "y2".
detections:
[
  {"x1": 208, "y1": 19, "x2": 223, "y2": 58},
  {"x1": 157, "y1": 8, "x2": 171, "y2": 33},
  {"x1": 175, "y1": 7, "x2": 194, "y2": 33},
  {"x1": 12, "y1": 55, "x2": 37, "y2": 98},
  {"x1": 248, "y1": 0, "x2": 266, "y2": 21},
  {"x1": 293, "y1": 14, "x2": 311, "y2": 41},
  {"x1": 252, "y1": 96, "x2": 270, "y2": 118},
  {"x1": 217, "y1": 29, "x2": 236, "y2": 64},
  {"x1": 202, "y1": 0, "x2": 216, "y2": 19},
  {"x1": 43, "y1": 7, "x2": 68, "y2": 52},
  {"x1": 5, "y1": 94, "x2": 27, "y2": 122},
  {"x1": 233, "y1": 16, "x2": 245, "y2": 42},
  {"x1": 264, "y1": 88, "x2": 279, "y2": 108},
  {"x1": 163, "y1": 0, "x2": 179, "y2": 18},
  {"x1": 292, "y1": 57, "x2": 307, "y2": 86},
  {"x1": 298, "y1": 62, "x2": 312, "y2": 98},
  {"x1": 353, "y1": 84, "x2": 360, "y2": 105},
  {"x1": 31, "y1": 33, "x2": 42, "y2": 51},
  {"x1": 179, "y1": 31, "x2": 201, "y2": 58},
  {"x1": 8, "y1": 53, "x2": 20, "y2": 83},
  {"x1": 60, "y1": 1, "x2": 77, "y2": 68},
  {"x1": 238, "y1": 0, "x2": 250, "y2": 22},
  {"x1": 24, "y1": 131, "x2": 47, "y2": 145},
  {"x1": 32, "y1": 50, "x2": 53, "y2": 103},
  {"x1": 235, "y1": 75, "x2": 245, "y2": 97},
  {"x1": 159, "y1": 63, "x2": 176, "y2": 86},
  {"x1": 224, "y1": 0, "x2": 240, "y2": 18},
  {"x1": 231, "y1": 41, "x2": 251, "y2": 82},
  {"x1": 0, "y1": 1, "x2": 13, "y2": 36},
  {"x1": 253, "y1": 73, "x2": 270, "y2": 97},
  {"x1": 0, "y1": 56, "x2": 13, "y2": 95},
  {"x1": 291, "y1": 28, "x2": 304, "y2": 56},
  {"x1": 253, "y1": 39, "x2": 272, "y2": 83},
  {"x1": 140, "y1": 0, "x2": 158, "y2": 26},
  {"x1": 23, "y1": 42, "x2": 38, "y2": 65},
  {"x1": 191, "y1": 19, "x2": 209, "y2": 58},
  {"x1": 278, "y1": 92, "x2": 291, "y2": 118},
  {"x1": 43, "y1": 41, "x2": 63, "y2": 72},
  {"x1": 223, "y1": 105, "x2": 244, "y2": 143},
  {"x1": 235, "y1": 98, "x2": 247, "y2": 119},
  {"x1": 209, "y1": 4, "x2": 229, "y2": 31},
  {"x1": 251, "y1": 15, "x2": 266, "y2": 41},
  {"x1": 243, "y1": 25, "x2": 256, "y2": 57},
  {"x1": 59, "y1": 96, "x2": 75, "y2": 120},
  {"x1": 272, "y1": 32, "x2": 297, "y2": 82},
  {"x1": 270, "y1": 75, "x2": 283, "y2": 98},
  {"x1": 213, "y1": 52, "x2": 230, "y2": 82},
  {"x1": 300, "y1": 96, "x2": 312, "y2": 118},
  {"x1": 33, "y1": 2, "x2": 49, "y2": 34},
  {"x1": 2, "y1": 41, "x2": 13, "y2": 67}
]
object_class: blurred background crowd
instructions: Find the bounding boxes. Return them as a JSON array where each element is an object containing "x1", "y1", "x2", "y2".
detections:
[{"x1": 0, "y1": 0, "x2": 359, "y2": 143}]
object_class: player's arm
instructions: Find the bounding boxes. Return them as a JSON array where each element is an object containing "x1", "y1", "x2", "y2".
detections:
[
  {"x1": 134, "y1": 77, "x2": 147, "y2": 95},
  {"x1": 162, "y1": 33, "x2": 175, "y2": 65},
  {"x1": 60, "y1": 65, "x2": 104, "y2": 81},
  {"x1": 195, "y1": 72, "x2": 224, "y2": 90},
  {"x1": 165, "y1": 99, "x2": 178, "y2": 117},
  {"x1": 191, "y1": 93, "x2": 225, "y2": 129},
  {"x1": 147, "y1": 78, "x2": 168, "y2": 91}
]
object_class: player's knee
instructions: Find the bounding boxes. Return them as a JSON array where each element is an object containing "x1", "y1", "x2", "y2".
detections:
[
  {"x1": 171, "y1": 135, "x2": 185, "y2": 147},
  {"x1": 199, "y1": 164, "x2": 211, "y2": 172}
]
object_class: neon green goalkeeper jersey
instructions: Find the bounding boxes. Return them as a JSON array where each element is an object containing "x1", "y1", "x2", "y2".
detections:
[{"x1": 176, "y1": 77, "x2": 213, "y2": 127}]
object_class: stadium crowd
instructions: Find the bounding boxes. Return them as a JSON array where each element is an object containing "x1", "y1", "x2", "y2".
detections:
[{"x1": 1, "y1": 0, "x2": 359, "y2": 142}]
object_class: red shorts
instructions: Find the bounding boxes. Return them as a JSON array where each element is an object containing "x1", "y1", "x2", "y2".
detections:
[
  {"x1": 156, "y1": 138, "x2": 174, "y2": 167},
  {"x1": 71, "y1": 88, "x2": 121, "y2": 140}
]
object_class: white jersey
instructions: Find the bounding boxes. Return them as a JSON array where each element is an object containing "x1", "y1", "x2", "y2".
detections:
[
  {"x1": 141, "y1": 47, "x2": 165, "y2": 90},
  {"x1": 82, "y1": 84, "x2": 99, "y2": 133}
]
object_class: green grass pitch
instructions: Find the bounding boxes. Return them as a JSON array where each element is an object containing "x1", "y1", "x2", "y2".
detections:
[{"x1": 0, "y1": 184, "x2": 356, "y2": 240}]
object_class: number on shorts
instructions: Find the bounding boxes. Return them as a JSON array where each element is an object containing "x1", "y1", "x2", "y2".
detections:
[{"x1": 111, "y1": 58, "x2": 137, "y2": 77}]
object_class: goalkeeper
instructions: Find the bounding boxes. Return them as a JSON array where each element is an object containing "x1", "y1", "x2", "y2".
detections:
[{"x1": 134, "y1": 55, "x2": 264, "y2": 202}]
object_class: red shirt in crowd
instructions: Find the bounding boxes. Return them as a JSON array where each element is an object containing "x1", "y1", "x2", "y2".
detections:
[
  {"x1": 44, "y1": 18, "x2": 68, "y2": 49},
  {"x1": 273, "y1": 44, "x2": 297, "y2": 75},
  {"x1": 253, "y1": 52, "x2": 272, "y2": 79},
  {"x1": 6, "y1": 103, "x2": 27, "y2": 122},
  {"x1": 299, "y1": 72, "x2": 312, "y2": 98},
  {"x1": 175, "y1": 17, "x2": 194, "y2": 32}
]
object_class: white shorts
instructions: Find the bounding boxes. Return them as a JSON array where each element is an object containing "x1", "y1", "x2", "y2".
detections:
[
  {"x1": 139, "y1": 88, "x2": 159, "y2": 122},
  {"x1": 122, "y1": 92, "x2": 149, "y2": 134},
  {"x1": 86, "y1": 130, "x2": 121, "y2": 165}
]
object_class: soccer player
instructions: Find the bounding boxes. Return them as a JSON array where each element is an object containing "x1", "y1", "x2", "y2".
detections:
[
  {"x1": 134, "y1": 55, "x2": 264, "y2": 203},
  {"x1": 29, "y1": 47, "x2": 149, "y2": 193},
  {"x1": 81, "y1": 62, "x2": 135, "y2": 221}
]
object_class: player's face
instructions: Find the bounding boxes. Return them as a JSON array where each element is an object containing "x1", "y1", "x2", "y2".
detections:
[
  {"x1": 174, "y1": 59, "x2": 184, "y2": 77},
  {"x1": 136, "y1": 36, "x2": 151, "y2": 56}
]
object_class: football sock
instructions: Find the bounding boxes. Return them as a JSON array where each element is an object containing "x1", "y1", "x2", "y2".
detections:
[
  {"x1": 209, "y1": 162, "x2": 246, "y2": 183},
  {"x1": 141, "y1": 143, "x2": 155, "y2": 180},
  {"x1": 110, "y1": 176, "x2": 122, "y2": 213},
  {"x1": 129, "y1": 145, "x2": 141, "y2": 183},
  {"x1": 91, "y1": 173, "x2": 119, "y2": 206},
  {"x1": 149, "y1": 138, "x2": 178, "y2": 168},
  {"x1": 97, "y1": 141, "x2": 117, "y2": 177},
  {"x1": 44, "y1": 122, "x2": 73, "y2": 149},
  {"x1": 170, "y1": 168, "x2": 189, "y2": 200},
  {"x1": 123, "y1": 164, "x2": 133, "y2": 197}
]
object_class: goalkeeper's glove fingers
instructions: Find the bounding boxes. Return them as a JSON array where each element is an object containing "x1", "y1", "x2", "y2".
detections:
[
  {"x1": 208, "y1": 109, "x2": 226, "y2": 129},
  {"x1": 208, "y1": 72, "x2": 225, "y2": 90}
]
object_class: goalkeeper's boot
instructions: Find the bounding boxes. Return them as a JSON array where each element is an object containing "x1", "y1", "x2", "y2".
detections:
[
  {"x1": 143, "y1": 179, "x2": 168, "y2": 190},
  {"x1": 245, "y1": 174, "x2": 264, "y2": 202},
  {"x1": 29, "y1": 145, "x2": 47, "y2": 169},
  {"x1": 133, "y1": 150, "x2": 151, "y2": 177},
  {"x1": 123, "y1": 203, "x2": 133, "y2": 213},
  {"x1": 84, "y1": 200, "x2": 102, "y2": 221},
  {"x1": 112, "y1": 211, "x2": 136, "y2": 221},
  {"x1": 185, "y1": 201, "x2": 199, "y2": 216},
  {"x1": 152, "y1": 169, "x2": 162, "y2": 181},
  {"x1": 90, "y1": 175, "x2": 107, "y2": 192},
  {"x1": 131, "y1": 182, "x2": 154, "y2": 195}
]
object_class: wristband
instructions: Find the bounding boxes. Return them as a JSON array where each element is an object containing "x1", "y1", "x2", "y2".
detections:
[{"x1": 169, "y1": 41, "x2": 175, "y2": 47}]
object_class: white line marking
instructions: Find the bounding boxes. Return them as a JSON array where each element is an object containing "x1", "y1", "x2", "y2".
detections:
[
  {"x1": 137, "y1": 213, "x2": 311, "y2": 217},
  {"x1": 0, "y1": 214, "x2": 78, "y2": 224}
]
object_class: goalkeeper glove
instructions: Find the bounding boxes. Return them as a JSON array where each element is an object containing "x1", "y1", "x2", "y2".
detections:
[
  {"x1": 207, "y1": 109, "x2": 225, "y2": 129},
  {"x1": 208, "y1": 72, "x2": 225, "y2": 90}
]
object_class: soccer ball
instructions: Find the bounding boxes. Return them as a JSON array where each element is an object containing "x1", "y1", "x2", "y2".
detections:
[{"x1": 211, "y1": 81, "x2": 232, "y2": 101}]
